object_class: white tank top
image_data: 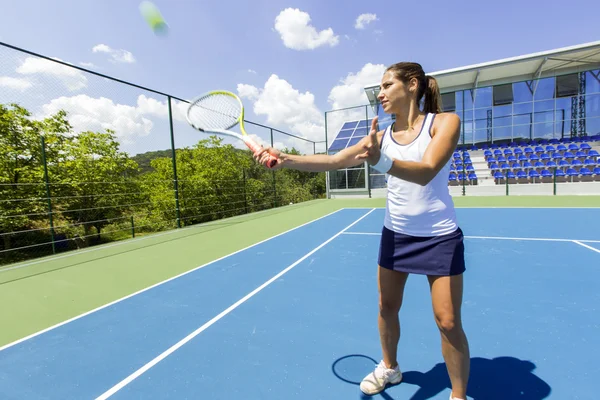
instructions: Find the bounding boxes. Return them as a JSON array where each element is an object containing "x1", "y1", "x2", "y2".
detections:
[{"x1": 381, "y1": 113, "x2": 458, "y2": 237}]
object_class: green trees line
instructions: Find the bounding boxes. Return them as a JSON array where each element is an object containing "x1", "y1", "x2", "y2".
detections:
[{"x1": 0, "y1": 103, "x2": 326, "y2": 264}]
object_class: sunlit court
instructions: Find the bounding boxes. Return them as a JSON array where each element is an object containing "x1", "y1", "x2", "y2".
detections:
[{"x1": 1, "y1": 1, "x2": 600, "y2": 399}]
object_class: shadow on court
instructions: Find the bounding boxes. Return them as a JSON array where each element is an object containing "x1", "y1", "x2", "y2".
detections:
[{"x1": 332, "y1": 354, "x2": 552, "y2": 399}]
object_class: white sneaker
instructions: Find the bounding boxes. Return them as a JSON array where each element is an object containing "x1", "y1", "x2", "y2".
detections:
[{"x1": 359, "y1": 360, "x2": 402, "y2": 395}]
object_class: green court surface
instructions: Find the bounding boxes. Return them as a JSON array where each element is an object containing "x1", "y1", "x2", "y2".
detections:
[{"x1": 1, "y1": 195, "x2": 598, "y2": 348}]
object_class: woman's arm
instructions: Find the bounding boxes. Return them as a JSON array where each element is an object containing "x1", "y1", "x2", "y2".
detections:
[
  {"x1": 254, "y1": 117, "x2": 383, "y2": 172},
  {"x1": 356, "y1": 113, "x2": 461, "y2": 186}
]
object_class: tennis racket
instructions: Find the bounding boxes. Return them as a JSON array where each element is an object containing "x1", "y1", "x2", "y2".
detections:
[{"x1": 186, "y1": 90, "x2": 278, "y2": 168}]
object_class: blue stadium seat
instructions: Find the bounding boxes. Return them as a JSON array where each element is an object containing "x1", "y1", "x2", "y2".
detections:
[
  {"x1": 541, "y1": 169, "x2": 553, "y2": 178},
  {"x1": 566, "y1": 168, "x2": 578, "y2": 177}
]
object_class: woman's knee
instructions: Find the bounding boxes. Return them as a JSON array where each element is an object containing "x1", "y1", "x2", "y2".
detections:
[
  {"x1": 379, "y1": 293, "x2": 403, "y2": 316},
  {"x1": 433, "y1": 311, "x2": 462, "y2": 335}
]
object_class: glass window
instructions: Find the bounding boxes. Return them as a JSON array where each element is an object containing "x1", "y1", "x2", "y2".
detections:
[
  {"x1": 532, "y1": 122, "x2": 553, "y2": 139},
  {"x1": 493, "y1": 84, "x2": 513, "y2": 105},
  {"x1": 586, "y1": 70, "x2": 600, "y2": 94},
  {"x1": 441, "y1": 92, "x2": 455, "y2": 111},
  {"x1": 534, "y1": 77, "x2": 555, "y2": 100},
  {"x1": 555, "y1": 74, "x2": 579, "y2": 98},
  {"x1": 474, "y1": 87, "x2": 492, "y2": 108},
  {"x1": 463, "y1": 90, "x2": 474, "y2": 110},
  {"x1": 513, "y1": 81, "x2": 533, "y2": 103},
  {"x1": 554, "y1": 97, "x2": 571, "y2": 122},
  {"x1": 493, "y1": 126, "x2": 511, "y2": 140},
  {"x1": 586, "y1": 93, "x2": 600, "y2": 118}
]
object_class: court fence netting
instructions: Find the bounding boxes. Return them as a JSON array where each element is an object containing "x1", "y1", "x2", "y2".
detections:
[{"x1": 0, "y1": 41, "x2": 327, "y2": 266}]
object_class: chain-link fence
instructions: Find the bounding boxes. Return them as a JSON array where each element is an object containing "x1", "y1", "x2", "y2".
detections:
[{"x1": 0, "y1": 41, "x2": 325, "y2": 265}]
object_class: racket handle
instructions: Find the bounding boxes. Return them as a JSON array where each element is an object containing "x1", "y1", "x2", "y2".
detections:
[{"x1": 243, "y1": 137, "x2": 278, "y2": 168}]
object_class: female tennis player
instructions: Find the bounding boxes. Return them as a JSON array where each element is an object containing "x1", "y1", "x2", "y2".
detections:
[{"x1": 254, "y1": 62, "x2": 470, "y2": 400}]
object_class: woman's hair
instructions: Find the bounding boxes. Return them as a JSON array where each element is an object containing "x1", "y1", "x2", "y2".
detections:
[{"x1": 385, "y1": 62, "x2": 442, "y2": 114}]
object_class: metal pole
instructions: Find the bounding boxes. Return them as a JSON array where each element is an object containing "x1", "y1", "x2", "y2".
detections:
[
  {"x1": 270, "y1": 128, "x2": 277, "y2": 208},
  {"x1": 365, "y1": 105, "x2": 371, "y2": 198},
  {"x1": 168, "y1": 96, "x2": 181, "y2": 228},
  {"x1": 324, "y1": 111, "x2": 330, "y2": 199},
  {"x1": 243, "y1": 168, "x2": 248, "y2": 214},
  {"x1": 40, "y1": 136, "x2": 56, "y2": 254}
]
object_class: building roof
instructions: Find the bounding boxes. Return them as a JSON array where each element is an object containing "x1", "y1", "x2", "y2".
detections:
[{"x1": 364, "y1": 40, "x2": 600, "y2": 106}]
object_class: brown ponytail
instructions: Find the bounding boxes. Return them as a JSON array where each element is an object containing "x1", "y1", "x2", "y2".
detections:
[
  {"x1": 385, "y1": 63, "x2": 442, "y2": 114},
  {"x1": 423, "y1": 75, "x2": 442, "y2": 114}
]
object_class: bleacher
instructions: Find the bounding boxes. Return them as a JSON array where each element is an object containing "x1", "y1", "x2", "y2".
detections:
[{"x1": 448, "y1": 134, "x2": 600, "y2": 186}]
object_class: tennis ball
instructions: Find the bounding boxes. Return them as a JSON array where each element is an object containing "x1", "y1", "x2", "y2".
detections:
[{"x1": 139, "y1": 1, "x2": 168, "y2": 35}]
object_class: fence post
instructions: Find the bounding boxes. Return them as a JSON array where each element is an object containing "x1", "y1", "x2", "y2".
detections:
[
  {"x1": 553, "y1": 167, "x2": 557, "y2": 195},
  {"x1": 168, "y1": 96, "x2": 181, "y2": 228},
  {"x1": 242, "y1": 168, "x2": 248, "y2": 214},
  {"x1": 365, "y1": 105, "x2": 372, "y2": 198},
  {"x1": 324, "y1": 111, "x2": 330, "y2": 199},
  {"x1": 131, "y1": 216, "x2": 135, "y2": 238},
  {"x1": 270, "y1": 128, "x2": 277, "y2": 208},
  {"x1": 40, "y1": 136, "x2": 56, "y2": 254}
]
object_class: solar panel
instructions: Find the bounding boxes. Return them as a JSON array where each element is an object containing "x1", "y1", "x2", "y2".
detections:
[{"x1": 328, "y1": 116, "x2": 394, "y2": 153}]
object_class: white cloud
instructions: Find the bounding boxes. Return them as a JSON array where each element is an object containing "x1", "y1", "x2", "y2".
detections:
[
  {"x1": 16, "y1": 57, "x2": 87, "y2": 91},
  {"x1": 354, "y1": 13, "x2": 377, "y2": 29},
  {"x1": 237, "y1": 63, "x2": 388, "y2": 151},
  {"x1": 92, "y1": 44, "x2": 136, "y2": 64},
  {"x1": 79, "y1": 62, "x2": 96, "y2": 68},
  {"x1": 37, "y1": 94, "x2": 187, "y2": 144},
  {"x1": 328, "y1": 63, "x2": 386, "y2": 110},
  {"x1": 0, "y1": 76, "x2": 32, "y2": 91},
  {"x1": 274, "y1": 8, "x2": 339, "y2": 50},
  {"x1": 236, "y1": 75, "x2": 325, "y2": 153},
  {"x1": 237, "y1": 84, "x2": 260, "y2": 102}
]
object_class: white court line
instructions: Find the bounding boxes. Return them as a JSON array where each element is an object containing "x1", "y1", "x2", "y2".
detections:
[
  {"x1": 573, "y1": 241, "x2": 600, "y2": 254},
  {"x1": 341, "y1": 232, "x2": 600, "y2": 243},
  {"x1": 0, "y1": 208, "x2": 348, "y2": 353},
  {"x1": 95, "y1": 208, "x2": 377, "y2": 400}
]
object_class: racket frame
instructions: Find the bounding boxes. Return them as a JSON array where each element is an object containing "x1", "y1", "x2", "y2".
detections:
[{"x1": 185, "y1": 90, "x2": 277, "y2": 167}]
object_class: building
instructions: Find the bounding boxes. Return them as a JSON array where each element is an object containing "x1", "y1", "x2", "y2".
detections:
[{"x1": 326, "y1": 41, "x2": 600, "y2": 198}]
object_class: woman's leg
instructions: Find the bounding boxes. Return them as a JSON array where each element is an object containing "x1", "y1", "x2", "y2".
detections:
[{"x1": 428, "y1": 273, "x2": 470, "y2": 399}]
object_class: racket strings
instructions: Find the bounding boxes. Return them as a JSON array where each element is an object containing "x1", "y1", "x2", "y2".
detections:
[{"x1": 188, "y1": 94, "x2": 241, "y2": 131}]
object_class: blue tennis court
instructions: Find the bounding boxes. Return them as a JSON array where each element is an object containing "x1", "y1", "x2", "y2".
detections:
[{"x1": 0, "y1": 206, "x2": 598, "y2": 399}]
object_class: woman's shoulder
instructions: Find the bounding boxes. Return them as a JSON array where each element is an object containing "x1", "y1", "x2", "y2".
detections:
[{"x1": 430, "y1": 112, "x2": 461, "y2": 137}]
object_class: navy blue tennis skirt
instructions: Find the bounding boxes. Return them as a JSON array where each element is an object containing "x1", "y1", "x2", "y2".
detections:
[{"x1": 378, "y1": 226, "x2": 466, "y2": 276}]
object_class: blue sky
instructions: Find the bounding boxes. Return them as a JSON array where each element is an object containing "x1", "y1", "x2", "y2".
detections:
[{"x1": 0, "y1": 0, "x2": 598, "y2": 155}]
